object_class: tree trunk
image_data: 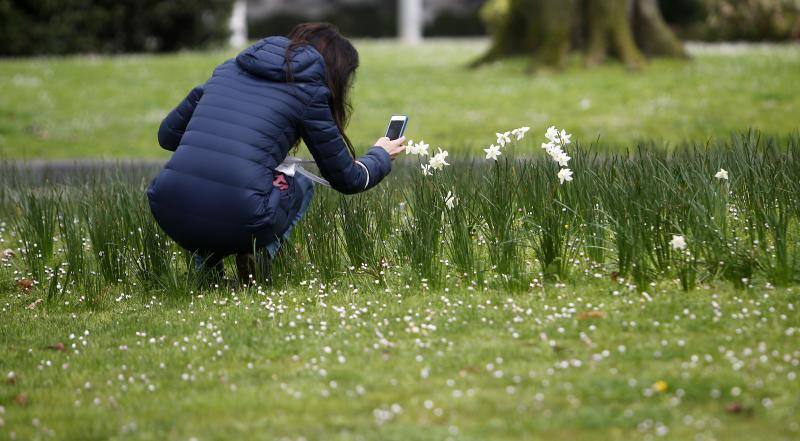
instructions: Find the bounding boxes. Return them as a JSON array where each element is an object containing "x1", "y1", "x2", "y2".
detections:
[
  {"x1": 634, "y1": 0, "x2": 688, "y2": 58},
  {"x1": 525, "y1": 0, "x2": 577, "y2": 69},
  {"x1": 585, "y1": 0, "x2": 646, "y2": 67},
  {"x1": 474, "y1": 0, "x2": 687, "y2": 71},
  {"x1": 470, "y1": 0, "x2": 535, "y2": 67}
]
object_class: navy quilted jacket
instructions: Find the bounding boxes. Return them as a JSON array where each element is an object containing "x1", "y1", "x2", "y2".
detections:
[{"x1": 147, "y1": 36, "x2": 392, "y2": 254}]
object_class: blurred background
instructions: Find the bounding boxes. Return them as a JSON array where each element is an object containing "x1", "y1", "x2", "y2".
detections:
[
  {"x1": 0, "y1": 0, "x2": 798, "y2": 158},
  {"x1": 2, "y1": 0, "x2": 799, "y2": 55}
]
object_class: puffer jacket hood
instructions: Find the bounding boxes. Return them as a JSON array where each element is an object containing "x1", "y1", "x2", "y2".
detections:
[{"x1": 235, "y1": 36, "x2": 326, "y2": 84}]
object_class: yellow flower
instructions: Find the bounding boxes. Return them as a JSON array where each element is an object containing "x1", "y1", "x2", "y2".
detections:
[{"x1": 652, "y1": 380, "x2": 668, "y2": 393}]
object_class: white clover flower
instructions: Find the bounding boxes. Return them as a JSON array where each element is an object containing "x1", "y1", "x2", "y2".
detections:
[
  {"x1": 670, "y1": 235, "x2": 687, "y2": 251},
  {"x1": 428, "y1": 148, "x2": 450, "y2": 170},
  {"x1": 496, "y1": 132, "x2": 511, "y2": 147},
  {"x1": 444, "y1": 191, "x2": 458, "y2": 209},
  {"x1": 715, "y1": 168, "x2": 728, "y2": 180},
  {"x1": 545, "y1": 126, "x2": 560, "y2": 143},
  {"x1": 557, "y1": 168, "x2": 573, "y2": 185},
  {"x1": 484, "y1": 144, "x2": 501, "y2": 161},
  {"x1": 421, "y1": 164, "x2": 433, "y2": 176}
]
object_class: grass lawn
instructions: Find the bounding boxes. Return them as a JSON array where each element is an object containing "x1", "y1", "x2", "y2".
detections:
[
  {"x1": 1, "y1": 40, "x2": 799, "y2": 159},
  {"x1": 1, "y1": 39, "x2": 799, "y2": 440},
  {"x1": 1, "y1": 278, "x2": 799, "y2": 440},
  {"x1": 1, "y1": 136, "x2": 799, "y2": 438}
]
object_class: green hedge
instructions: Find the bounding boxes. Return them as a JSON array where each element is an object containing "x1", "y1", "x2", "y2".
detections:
[
  {"x1": 0, "y1": 0, "x2": 235, "y2": 56},
  {"x1": 248, "y1": 2, "x2": 398, "y2": 39},
  {"x1": 660, "y1": 0, "x2": 800, "y2": 41}
]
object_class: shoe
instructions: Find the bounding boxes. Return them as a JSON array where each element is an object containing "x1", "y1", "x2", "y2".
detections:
[{"x1": 235, "y1": 252, "x2": 272, "y2": 285}]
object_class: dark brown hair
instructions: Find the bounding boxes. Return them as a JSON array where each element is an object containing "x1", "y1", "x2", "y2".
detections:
[{"x1": 286, "y1": 23, "x2": 359, "y2": 157}]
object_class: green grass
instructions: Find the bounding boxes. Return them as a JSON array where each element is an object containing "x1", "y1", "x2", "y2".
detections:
[
  {"x1": 1, "y1": 39, "x2": 799, "y2": 440},
  {"x1": 1, "y1": 278, "x2": 799, "y2": 440},
  {"x1": 3, "y1": 133, "x2": 798, "y2": 295},
  {"x1": 1, "y1": 133, "x2": 799, "y2": 439},
  {"x1": 1, "y1": 40, "x2": 799, "y2": 158}
]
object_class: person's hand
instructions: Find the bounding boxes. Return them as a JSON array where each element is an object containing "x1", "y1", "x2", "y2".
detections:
[{"x1": 374, "y1": 136, "x2": 406, "y2": 160}]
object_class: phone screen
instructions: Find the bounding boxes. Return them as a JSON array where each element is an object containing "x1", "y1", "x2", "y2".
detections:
[{"x1": 385, "y1": 117, "x2": 407, "y2": 140}]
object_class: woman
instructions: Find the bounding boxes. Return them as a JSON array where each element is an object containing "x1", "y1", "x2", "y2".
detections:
[{"x1": 147, "y1": 23, "x2": 406, "y2": 282}]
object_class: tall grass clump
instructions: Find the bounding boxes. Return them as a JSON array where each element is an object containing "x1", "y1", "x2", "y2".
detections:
[
  {"x1": 518, "y1": 158, "x2": 580, "y2": 282},
  {"x1": 154, "y1": 249, "x2": 205, "y2": 298},
  {"x1": 598, "y1": 147, "x2": 681, "y2": 289},
  {"x1": 726, "y1": 134, "x2": 796, "y2": 286},
  {"x1": 401, "y1": 174, "x2": 445, "y2": 285},
  {"x1": 83, "y1": 180, "x2": 133, "y2": 285},
  {"x1": 57, "y1": 192, "x2": 88, "y2": 290},
  {"x1": 338, "y1": 192, "x2": 389, "y2": 280},
  {"x1": 268, "y1": 232, "x2": 308, "y2": 287},
  {"x1": 478, "y1": 156, "x2": 526, "y2": 289},
  {"x1": 0, "y1": 161, "x2": 23, "y2": 214},
  {"x1": 566, "y1": 146, "x2": 609, "y2": 267},
  {"x1": 298, "y1": 189, "x2": 342, "y2": 283},
  {"x1": 442, "y1": 165, "x2": 482, "y2": 284},
  {"x1": 1, "y1": 130, "x2": 798, "y2": 298},
  {"x1": 128, "y1": 200, "x2": 175, "y2": 290},
  {"x1": 12, "y1": 188, "x2": 59, "y2": 282}
]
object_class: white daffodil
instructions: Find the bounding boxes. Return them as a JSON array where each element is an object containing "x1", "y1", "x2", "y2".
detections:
[
  {"x1": 670, "y1": 234, "x2": 687, "y2": 251},
  {"x1": 542, "y1": 126, "x2": 576, "y2": 183},
  {"x1": 511, "y1": 126, "x2": 530, "y2": 141},
  {"x1": 429, "y1": 148, "x2": 450, "y2": 170},
  {"x1": 416, "y1": 140, "x2": 430, "y2": 156},
  {"x1": 405, "y1": 140, "x2": 417, "y2": 155},
  {"x1": 544, "y1": 143, "x2": 563, "y2": 159},
  {"x1": 715, "y1": 168, "x2": 728, "y2": 180},
  {"x1": 553, "y1": 151, "x2": 571, "y2": 167},
  {"x1": 496, "y1": 132, "x2": 511, "y2": 147},
  {"x1": 484, "y1": 144, "x2": 502, "y2": 161},
  {"x1": 559, "y1": 129, "x2": 572, "y2": 145},
  {"x1": 557, "y1": 168, "x2": 573, "y2": 185},
  {"x1": 444, "y1": 191, "x2": 458, "y2": 209},
  {"x1": 545, "y1": 126, "x2": 559, "y2": 143},
  {"x1": 421, "y1": 163, "x2": 433, "y2": 176}
]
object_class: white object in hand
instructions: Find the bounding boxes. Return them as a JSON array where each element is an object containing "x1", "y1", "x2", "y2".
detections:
[{"x1": 276, "y1": 157, "x2": 331, "y2": 188}]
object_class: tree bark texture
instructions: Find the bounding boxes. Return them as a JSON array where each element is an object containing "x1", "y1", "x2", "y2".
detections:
[{"x1": 474, "y1": 0, "x2": 688, "y2": 71}]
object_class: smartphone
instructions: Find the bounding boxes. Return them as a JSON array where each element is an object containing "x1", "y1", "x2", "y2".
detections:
[{"x1": 385, "y1": 115, "x2": 409, "y2": 141}]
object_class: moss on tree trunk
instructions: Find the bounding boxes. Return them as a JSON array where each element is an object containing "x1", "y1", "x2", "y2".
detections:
[{"x1": 474, "y1": 0, "x2": 687, "y2": 71}]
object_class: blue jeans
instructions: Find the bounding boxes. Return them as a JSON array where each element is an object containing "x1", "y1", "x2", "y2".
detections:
[
  {"x1": 264, "y1": 173, "x2": 315, "y2": 258},
  {"x1": 194, "y1": 173, "x2": 315, "y2": 275}
]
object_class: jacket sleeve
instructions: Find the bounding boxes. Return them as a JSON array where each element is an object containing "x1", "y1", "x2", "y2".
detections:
[
  {"x1": 299, "y1": 86, "x2": 392, "y2": 194},
  {"x1": 157, "y1": 85, "x2": 204, "y2": 151}
]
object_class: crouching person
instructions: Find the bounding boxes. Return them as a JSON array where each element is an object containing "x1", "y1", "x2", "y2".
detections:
[{"x1": 147, "y1": 23, "x2": 405, "y2": 284}]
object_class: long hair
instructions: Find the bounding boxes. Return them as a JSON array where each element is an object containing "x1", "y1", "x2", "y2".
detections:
[{"x1": 286, "y1": 23, "x2": 359, "y2": 158}]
